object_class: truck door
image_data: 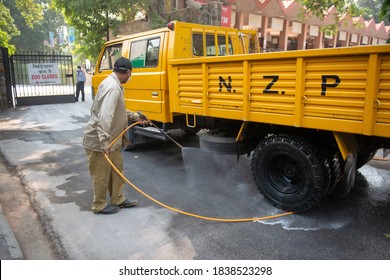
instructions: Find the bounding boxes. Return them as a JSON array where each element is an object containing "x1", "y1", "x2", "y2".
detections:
[{"x1": 125, "y1": 34, "x2": 165, "y2": 115}]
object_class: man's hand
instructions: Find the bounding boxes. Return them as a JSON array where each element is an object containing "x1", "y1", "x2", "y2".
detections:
[
  {"x1": 126, "y1": 110, "x2": 151, "y2": 127},
  {"x1": 137, "y1": 112, "x2": 151, "y2": 127},
  {"x1": 102, "y1": 149, "x2": 111, "y2": 156}
]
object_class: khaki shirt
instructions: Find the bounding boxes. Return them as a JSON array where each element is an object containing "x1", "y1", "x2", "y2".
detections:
[{"x1": 83, "y1": 73, "x2": 127, "y2": 152}]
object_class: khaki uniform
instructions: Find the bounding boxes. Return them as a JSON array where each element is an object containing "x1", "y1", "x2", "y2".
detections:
[
  {"x1": 85, "y1": 149, "x2": 125, "y2": 212},
  {"x1": 83, "y1": 73, "x2": 136, "y2": 212}
]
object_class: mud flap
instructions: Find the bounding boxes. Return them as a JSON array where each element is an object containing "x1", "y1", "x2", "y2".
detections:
[
  {"x1": 338, "y1": 150, "x2": 357, "y2": 198},
  {"x1": 332, "y1": 132, "x2": 359, "y2": 197}
]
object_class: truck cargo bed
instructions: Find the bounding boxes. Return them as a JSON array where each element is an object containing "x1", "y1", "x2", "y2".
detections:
[{"x1": 169, "y1": 45, "x2": 390, "y2": 138}]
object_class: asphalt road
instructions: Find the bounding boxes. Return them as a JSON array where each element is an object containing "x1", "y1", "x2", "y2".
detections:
[{"x1": 0, "y1": 99, "x2": 390, "y2": 260}]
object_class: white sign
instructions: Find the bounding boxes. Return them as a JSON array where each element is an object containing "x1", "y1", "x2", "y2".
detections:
[
  {"x1": 309, "y1": 25, "x2": 319, "y2": 37},
  {"x1": 339, "y1": 31, "x2": 347, "y2": 41},
  {"x1": 292, "y1": 22, "x2": 302, "y2": 34},
  {"x1": 249, "y1": 14, "x2": 262, "y2": 28},
  {"x1": 271, "y1": 18, "x2": 284, "y2": 31},
  {"x1": 351, "y1": 33, "x2": 358, "y2": 43},
  {"x1": 27, "y1": 63, "x2": 61, "y2": 85}
]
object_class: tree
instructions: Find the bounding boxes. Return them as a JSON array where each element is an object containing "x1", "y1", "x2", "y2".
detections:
[
  {"x1": 357, "y1": 0, "x2": 389, "y2": 24},
  {"x1": 380, "y1": 0, "x2": 390, "y2": 21},
  {"x1": 0, "y1": 2, "x2": 19, "y2": 53},
  {"x1": 52, "y1": 0, "x2": 140, "y2": 63},
  {"x1": 52, "y1": 0, "x2": 169, "y2": 64},
  {"x1": 13, "y1": 0, "x2": 44, "y2": 27},
  {"x1": 9, "y1": 1, "x2": 66, "y2": 53},
  {"x1": 296, "y1": 0, "x2": 360, "y2": 34},
  {"x1": 1, "y1": 0, "x2": 44, "y2": 53},
  {"x1": 143, "y1": 0, "x2": 167, "y2": 29}
]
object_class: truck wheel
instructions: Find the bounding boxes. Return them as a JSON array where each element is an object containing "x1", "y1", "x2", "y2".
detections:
[
  {"x1": 251, "y1": 134, "x2": 329, "y2": 212},
  {"x1": 199, "y1": 130, "x2": 237, "y2": 154}
]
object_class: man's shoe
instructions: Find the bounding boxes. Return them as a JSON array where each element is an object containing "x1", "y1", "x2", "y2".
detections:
[
  {"x1": 94, "y1": 205, "x2": 119, "y2": 214},
  {"x1": 118, "y1": 199, "x2": 138, "y2": 208}
]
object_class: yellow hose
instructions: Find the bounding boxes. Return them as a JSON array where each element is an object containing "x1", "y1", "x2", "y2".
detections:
[
  {"x1": 104, "y1": 122, "x2": 294, "y2": 222},
  {"x1": 372, "y1": 157, "x2": 390, "y2": 161}
]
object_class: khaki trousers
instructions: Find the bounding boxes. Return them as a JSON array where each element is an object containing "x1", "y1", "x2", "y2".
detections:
[{"x1": 85, "y1": 149, "x2": 126, "y2": 212}]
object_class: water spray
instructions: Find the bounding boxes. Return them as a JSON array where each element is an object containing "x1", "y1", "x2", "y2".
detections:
[{"x1": 104, "y1": 121, "x2": 294, "y2": 222}]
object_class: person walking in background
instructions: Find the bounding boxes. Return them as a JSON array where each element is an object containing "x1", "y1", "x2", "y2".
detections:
[
  {"x1": 83, "y1": 57, "x2": 148, "y2": 215},
  {"x1": 75, "y1": 65, "x2": 86, "y2": 102}
]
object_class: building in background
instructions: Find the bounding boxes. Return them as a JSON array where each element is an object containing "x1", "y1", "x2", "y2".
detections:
[{"x1": 120, "y1": 0, "x2": 389, "y2": 52}]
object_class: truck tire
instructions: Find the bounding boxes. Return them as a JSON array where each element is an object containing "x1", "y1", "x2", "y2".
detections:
[
  {"x1": 199, "y1": 130, "x2": 237, "y2": 154},
  {"x1": 251, "y1": 134, "x2": 329, "y2": 212}
]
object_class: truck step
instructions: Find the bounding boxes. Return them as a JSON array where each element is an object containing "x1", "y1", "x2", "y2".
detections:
[{"x1": 133, "y1": 126, "x2": 169, "y2": 141}]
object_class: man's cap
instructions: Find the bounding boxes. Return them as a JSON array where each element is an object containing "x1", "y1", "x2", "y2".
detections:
[{"x1": 114, "y1": 57, "x2": 132, "y2": 73}]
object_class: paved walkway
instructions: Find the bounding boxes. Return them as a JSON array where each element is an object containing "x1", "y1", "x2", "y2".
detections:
[{"x1": 0, "y1": 162, "x2": 24, "y2": 260}]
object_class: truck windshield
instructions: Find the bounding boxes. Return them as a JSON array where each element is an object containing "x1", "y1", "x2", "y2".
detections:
[
  {"x1": 192, "y1": 33, "x2": 232, "y2": 56},
  {"x1": 98, "y1": 44, "x2": 122, "y2": 72}
]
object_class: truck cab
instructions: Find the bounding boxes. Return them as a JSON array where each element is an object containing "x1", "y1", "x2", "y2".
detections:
[{"x1": 92, "y1": 21, "x2": 258, "y2": 124}]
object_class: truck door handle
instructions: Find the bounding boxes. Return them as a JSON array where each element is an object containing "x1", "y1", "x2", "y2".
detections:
[{"x1": 152, "y1": 92, "x2": 158, "y2": 97}]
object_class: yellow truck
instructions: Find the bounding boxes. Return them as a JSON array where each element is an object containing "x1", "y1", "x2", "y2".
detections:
[{"x1": 92, "y1": 21, "x2": 390, "y2": 212}]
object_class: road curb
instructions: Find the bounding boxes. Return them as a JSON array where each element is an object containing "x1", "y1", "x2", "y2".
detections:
[{"x1": 0, "y1": 204, "x2": 24, "y2": 260}]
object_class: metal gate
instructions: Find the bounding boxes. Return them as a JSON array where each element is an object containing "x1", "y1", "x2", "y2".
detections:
[
  {"x1": 10, "y1": 52, "x2": 75, "y2": 106},
  {"x1": 0, "y1": 47, "x2": 13, "y2": 109}
]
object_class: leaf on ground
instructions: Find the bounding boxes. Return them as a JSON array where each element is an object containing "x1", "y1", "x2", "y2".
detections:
[{"x1": 384, "y1": 234, "x2": 390, "y2": 238}]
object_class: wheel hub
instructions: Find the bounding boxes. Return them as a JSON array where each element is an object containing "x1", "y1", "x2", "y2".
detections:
[
  {"x1": 268, "y1": 155, "x2": 303, "y2": 192},
  {"x1": 283, "y1": 163, "x2": 299, "y2": 179}
]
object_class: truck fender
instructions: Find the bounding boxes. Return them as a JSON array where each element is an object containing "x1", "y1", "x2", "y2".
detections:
[{"x1": 333, "y1": 132, "x2": 359, "y2": 161}]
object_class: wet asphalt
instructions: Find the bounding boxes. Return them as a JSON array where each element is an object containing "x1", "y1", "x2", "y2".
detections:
[{"x1": 0, "y1": 97, "x2": 390, "y2": 260}]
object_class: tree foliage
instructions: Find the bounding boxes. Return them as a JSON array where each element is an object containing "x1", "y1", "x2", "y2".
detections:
[
  {"x1": 0, "y1": 2, "x2": 19, "y2": 53},
  {"x1": 1, "y1": 0, "x2": 66, "y2": 53},
  {"x1": 52, "y1": 0, "x2": 139, "y2": 63},
  {"x1": 14, "y1": 0, "x2": 44, "y2": 28},
  {"x1": 1, "y1": 0, "x2": 44, "y2": 53},
  {"x1": 9, "y1": 1, "x2": 65, "y2": 53},
  {"x1": 52, "y1": 0, "x2": 168, "y2": 63},
  {"x1": 357, "y1": 0, "x2": 389, "y2": 24},
  {"x1": 380, "y1": 0, "x2": 390, "y2": 21},
  {"x1": 143, "y1": 0, "x2": 167, "y2": 29},
  {"x1": 296, "y1": 0, "x2": 360, "y2": 34}
]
